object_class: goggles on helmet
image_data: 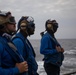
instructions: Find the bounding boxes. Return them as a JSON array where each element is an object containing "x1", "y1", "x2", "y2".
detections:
[
  {"x1": 7, "y1": 16, "x2": 16, "y2": 24},
  {"x1": 27, "y1": 16, "x2": 34, "y2": 23}
]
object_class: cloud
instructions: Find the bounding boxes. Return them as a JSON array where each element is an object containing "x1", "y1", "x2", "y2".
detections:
[{"x1": 0, "y1": 0, "x2": 76, "y2": 39}]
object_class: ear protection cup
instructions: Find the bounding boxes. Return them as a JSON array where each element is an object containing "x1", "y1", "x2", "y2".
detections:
[
  {"x1": 18, "y1": 16, "x2": 27, "y2": 30},
  {"x1": 47, "y1": 24, "x2": 52, "y2": 29},
  {"x1": 20, "y1": 22, "x2": 27, "y2": 29},
  {"x1": 46, "y1": 23, "x2": 53, "y2": 31}
]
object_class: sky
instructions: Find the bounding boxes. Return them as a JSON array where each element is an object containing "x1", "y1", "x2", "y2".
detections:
[{"x1": 0, "y1": 0, "x2": 76, "y2": 39}]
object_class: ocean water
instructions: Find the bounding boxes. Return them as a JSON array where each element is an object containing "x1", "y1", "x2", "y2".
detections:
[{"x1": 30, "y1": 39, "x2": 76, "y2": 75}]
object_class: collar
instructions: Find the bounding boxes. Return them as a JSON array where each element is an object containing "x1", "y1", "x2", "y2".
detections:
[{"x1": 2, "y1": 33, "x2": 12, "y2": 40}]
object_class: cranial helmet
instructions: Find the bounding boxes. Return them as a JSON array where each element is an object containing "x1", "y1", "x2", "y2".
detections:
[
  {"x1": 0, "y1": 11, "x2": 16, "y2": 29},
  {"x1": 45, "y1": 19, "x2": 58, "y2": 33},
  {"x1": 18, "y1": 16, "x2": 35, "y2": 30},
  {"x1": 17, "y1": 16, "x2": 35, "y2": 36}
]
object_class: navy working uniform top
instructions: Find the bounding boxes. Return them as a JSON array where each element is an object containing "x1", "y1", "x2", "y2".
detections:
[
  {"x1": 40, "y1": 32, "x2": 64, "y2": 67},
  {"x1": 0, "y1": 33, "x2": 19, "y2": 75},
  {"x1": 12, "y1": 32, "x2": 38, "y2": 75}
]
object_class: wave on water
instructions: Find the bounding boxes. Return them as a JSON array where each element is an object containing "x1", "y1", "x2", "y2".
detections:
[
  {"x1": 37, "y1": 61, "x2": 46, "y2": 75},
  {"x1": 64, "y1": 49, "x2": 76, "y2": 55},
  {"x1": 60, "y1": 47, "x2": 76, "y2": 75}
]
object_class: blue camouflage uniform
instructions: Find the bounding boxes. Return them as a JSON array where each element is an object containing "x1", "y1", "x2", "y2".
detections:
[
  {"x1": 0, "y1": 34, "x2": 19, "y2": 75},
  {"x1": 12, "y1": 32, "x2": 38, "y2": 75},
  {"x1": 40, "y1": 32, "x2": 64, "y2": 67}
]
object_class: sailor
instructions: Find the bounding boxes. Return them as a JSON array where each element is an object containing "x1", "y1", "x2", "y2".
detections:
[
  {"x1": 40, "y1": 19, "x2": 64, "y2": 75},
  {"x1": 0, "y1": 11, "x2": 28, "y2": 75},
  {"x1": 12, "y1": 16, "x2": 39, "y2": 75}
]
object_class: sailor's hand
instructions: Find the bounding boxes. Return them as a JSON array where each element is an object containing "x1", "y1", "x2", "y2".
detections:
[
  {"x1": 56, "y1": 46, "x2": 64, "y2": 53},
  {"x1": 56, "y1": 46, "x2": 62, "y2": 52},
  {"x1": 61, "y1": 48, "x2": 64, "y2": 52},
  {"x1": 16, "y1": 61, "x2": 28, "y2": 73}
]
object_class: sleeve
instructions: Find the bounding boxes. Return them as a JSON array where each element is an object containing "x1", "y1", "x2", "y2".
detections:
[
  {"x1": 40, "y1": 36, "x2": 58, "y2": 55},
  {"x1": 0, "y1": 67, "x2": 19, "y2": 75},
  {"x1": 0, "y1": 43, "x2": 19, "y2": 75}
]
